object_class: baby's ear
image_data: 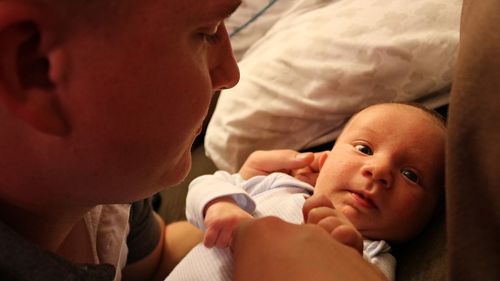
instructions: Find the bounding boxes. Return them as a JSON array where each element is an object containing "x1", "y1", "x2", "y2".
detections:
[
  {"x1": 0, "y1": 2, "x2": 69, "y2": 136},
  {"x1": 318, "y1": 152, "x2": 329, "y2": 170}
]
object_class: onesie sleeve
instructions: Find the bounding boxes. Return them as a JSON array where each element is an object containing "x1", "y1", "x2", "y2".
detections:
[
  {"x1": 186, "y1": 170, "x2": 257, "y2": 231},
  {"x1": 363, "y1": 240, "x2": 397, "y2": 281}
]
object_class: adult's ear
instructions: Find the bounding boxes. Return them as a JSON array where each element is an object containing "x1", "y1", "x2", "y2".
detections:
[{"x1": 0, "y1": 2, "x2": 69, "y2": 136}]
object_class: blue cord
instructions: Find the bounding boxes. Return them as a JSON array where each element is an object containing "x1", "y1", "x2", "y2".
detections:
[{"x1": 229, "y1": 0, "x2": 279, "y2": 38}]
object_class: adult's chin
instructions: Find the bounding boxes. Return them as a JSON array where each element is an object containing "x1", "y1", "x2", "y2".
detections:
[{"x1": 158, "y1": 148, "x2": 193, "y2": 188}]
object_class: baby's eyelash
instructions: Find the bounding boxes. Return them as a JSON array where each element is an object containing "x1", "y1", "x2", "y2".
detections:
[
  {"x1": 400, "y1": 168, "x2": 420, "y2": 184},
  {"x1": 354, "y1": 144, "x2": 373, "y2": 155}
]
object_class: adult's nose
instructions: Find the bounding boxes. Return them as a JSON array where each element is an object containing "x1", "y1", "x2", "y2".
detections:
[{"x1": 210, "y1": 24, "x2": 240, "y2": 91}]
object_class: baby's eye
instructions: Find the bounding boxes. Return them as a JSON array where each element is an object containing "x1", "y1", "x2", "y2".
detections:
[
  {"x1": 401, "y1": 168, "x2": 419, "y2": 183},
  {"x1": 355, "y1": 144, "x2": 373, "y2": 155}
]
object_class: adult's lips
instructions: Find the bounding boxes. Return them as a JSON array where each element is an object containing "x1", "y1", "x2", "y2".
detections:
[{"x1": 195, "y1": 125, "x2": 202, "y2": 135}]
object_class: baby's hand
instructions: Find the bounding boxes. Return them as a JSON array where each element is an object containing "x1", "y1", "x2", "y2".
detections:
[
  {"x1": 303, "y1": 194, "x2": 363, "y2": 254},
  {"x1": 239, "y1": 150, "x2": 314, "y2": 180},
  {"x1": 203, "y1": 197, "x2": 253, "y2": 248}
]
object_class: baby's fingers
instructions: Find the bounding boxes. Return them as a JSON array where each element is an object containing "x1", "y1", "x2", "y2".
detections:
[
  {"x1": 214, "y1": 227, "x2": 233, "y2": 248},
  {"x1": 315, "y1": 216, "x2": 363, "y2": 254},
  {"x1": 331, "y1": 225, "x2": 363, "y2": 254},
  {"x1": 306, "y1": 206, "x2": 337, "y2": 225},
  {"x1": 203, "y1": 226, "x2": 221, "y2": 248},
  {"x1": 315, "y1": 215, "x2": 343, "y2": 233},
  {"x1": 306, "y1": 206, "x2": 363, "y2": 254},
  {"x1": 303, "y1": 194, "x2": 335, "y2": 223}
]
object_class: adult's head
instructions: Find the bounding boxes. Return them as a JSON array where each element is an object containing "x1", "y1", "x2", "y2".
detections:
[
  {"x1": 0, "y1": 0, "x2": 240, "y2": 209},
  {"x1": 314, "y1": 103, "x2": 446, "y2": 243}
]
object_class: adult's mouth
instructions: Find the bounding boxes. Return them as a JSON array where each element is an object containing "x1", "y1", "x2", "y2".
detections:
[{"x1": 195, "y1": 125, "x2": 203, "y2": 136}]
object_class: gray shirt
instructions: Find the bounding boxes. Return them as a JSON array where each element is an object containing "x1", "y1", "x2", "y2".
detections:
[{"x1": 0, "y1": 198, "x2": 160, "y2": 281}]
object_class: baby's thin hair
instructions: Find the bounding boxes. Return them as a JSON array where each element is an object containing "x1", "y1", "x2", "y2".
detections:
[
  {"x1": 394, "y1": 101, "x2": 447, "y2": 129},
  {"x1": 348, "y1": 102, "x2": 447, "y2": 131}
]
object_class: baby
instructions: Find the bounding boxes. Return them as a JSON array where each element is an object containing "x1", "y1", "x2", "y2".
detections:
[{"x1": 167, "y1": 102, "x2": 446, "y2": 281}]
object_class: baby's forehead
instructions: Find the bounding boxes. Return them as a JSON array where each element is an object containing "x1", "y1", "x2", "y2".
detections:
[
  {"x1": 357, "y1": 103, "x2": 422, "y2": 118},
  {"x1": 347, "y1": 103, "x2": 444, "y2": 131},
  {"x1": 347, "y1": 104, "x2": 445, "y2": 146}
]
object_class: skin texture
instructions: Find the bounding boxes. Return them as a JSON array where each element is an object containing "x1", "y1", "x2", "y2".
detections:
[
  {"x1": 315, "y1": 104, "x2": 445, "y2": 242},
  {"x1": 232, "y1": 216, "x2": 387, "y2": 281},
  {"x1": 0, "y1": 0, "x2": 240, "y2": 279},
  {"x1": 204, "y1": 103, "x2": 444, "y2": 254}
]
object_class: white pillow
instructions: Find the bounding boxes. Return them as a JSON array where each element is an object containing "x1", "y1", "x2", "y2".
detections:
[
  {"x1": 225, "y1": 0, "x2": 299, "y2": 61},
  {"x1": 206, "y1": 0, "x2": 461, "y2": 172}
]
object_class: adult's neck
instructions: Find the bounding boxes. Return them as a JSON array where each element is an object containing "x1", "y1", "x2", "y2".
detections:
[{"x1": 0, "y1": 196, "x2": 91, "y2": 252}]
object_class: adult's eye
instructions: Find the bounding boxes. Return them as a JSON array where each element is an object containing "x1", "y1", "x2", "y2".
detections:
[
  {"x1": 401, "y1": 168, "x2": 419, "y2": 183},
  {"x1": 200, "y1": 31, "x2": 220, "y2": 44},
  {"x1": 199, "y1": 23, "x2": 222, "y2": 44},
  {"x1": 355, "y1": 144, "x2": 373, "y2": 155}
]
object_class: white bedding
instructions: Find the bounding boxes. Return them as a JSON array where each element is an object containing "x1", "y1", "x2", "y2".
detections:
[{"x1": 206, "y1": 0, "x2": 462, "y2": 172}]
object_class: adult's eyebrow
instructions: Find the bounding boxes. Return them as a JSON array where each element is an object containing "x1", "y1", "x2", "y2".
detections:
[{"x1": 204, "y1": 0, "x2": 242, "y2": 22}]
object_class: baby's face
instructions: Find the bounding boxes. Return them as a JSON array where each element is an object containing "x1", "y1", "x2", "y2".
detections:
[{"x1": 314, "y1": 104, "x2": 445, "y2": 242}]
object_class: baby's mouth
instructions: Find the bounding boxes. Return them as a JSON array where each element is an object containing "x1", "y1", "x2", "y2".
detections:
[{"x1": 350, "y1": 191, "x2": 377, "y2": 209}]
